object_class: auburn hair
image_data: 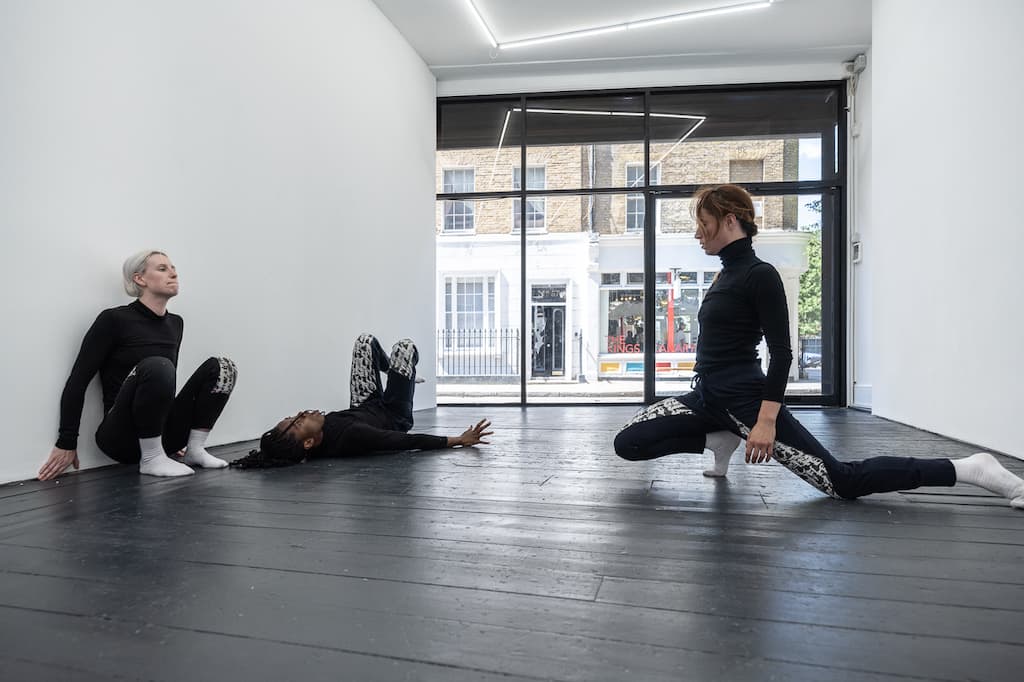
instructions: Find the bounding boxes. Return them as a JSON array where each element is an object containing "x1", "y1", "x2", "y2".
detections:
[{"x1": 692, "y1": 184, "x2": 758, "y2": 238}]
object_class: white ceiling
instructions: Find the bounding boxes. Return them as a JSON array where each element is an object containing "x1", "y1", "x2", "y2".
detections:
[{"x1": 371, "y1": 0, "x2": 871, "y2": 83}]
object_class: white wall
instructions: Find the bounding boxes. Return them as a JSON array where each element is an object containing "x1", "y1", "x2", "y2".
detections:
[
  {"x1": 871, "y1": 0, "x2": 1024, "y2": 456},
  {"x1": 850, "y1": 49, "x2": 873, "y2": 408},
  {"x1": 0, "y1": 0, "x2": 437, "y2": 483}
]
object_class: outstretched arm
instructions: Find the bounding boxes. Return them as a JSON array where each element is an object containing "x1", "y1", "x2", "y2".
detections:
[
  {"x1": 447, "y1": 419, "x2": 493, "y2": 447},
  {"x1": 343, "y1": 419, "x2": 494, "y2": 454}
]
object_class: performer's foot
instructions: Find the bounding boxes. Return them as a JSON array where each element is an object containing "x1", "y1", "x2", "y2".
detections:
[
  {"x1": 140, "y1": 455, "x2": 194, "y2": 477},
  {"x1": 953, "y1": 452, "x2": 1024, "y2": 508},
  {"x1": 139, "y1": 436, "x2": 195, "y2": 477},
  {"x1": 702, "y1": 431, "x2": 742, "y2": 477},
  {"x1": 181, "y1": 429, "x2": 228, "y2": 468},
  {"x1": 183, "y1": 447, "x2": 228, "y2": 469},
  {"x1": 389, "y1": 339, "x2": 419, "y2": 379}
]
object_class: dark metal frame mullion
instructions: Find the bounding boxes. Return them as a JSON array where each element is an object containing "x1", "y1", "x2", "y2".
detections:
[
  {"x1": 832, "y1": 88, "x2": 848, "y2": 406},
  {"x1": 439, "y1": 79, "x2": 845, "y2": 105},
  {"x1": 438, "y1": 180, "x2": 840, "y2": 202},
  {"x1": 642, "y1": 91, "x2": 656, "y2": 404},
  {"x1": 520, "y1": 94, "x2": 528, "y2": 405},
  {"x1": 818, "y1": 191, "x2": 839, "y2": 407}
]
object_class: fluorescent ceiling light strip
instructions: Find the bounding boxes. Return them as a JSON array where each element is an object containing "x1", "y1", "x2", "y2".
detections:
[
  {"x1": 632, "y1": 119, "x2": 707, "y2": 186},
  {"x1": 501, "y1": 106, "x2": 708, "y2": 174},
  {"x1": 518, "y1": 107, "x2": 632, "y2": 116},
  {"x1": 499, "y1": 0, "x2": 773, "y2": 50},
  {"x1": 465, "y1": 0, "x2": 498, "y2": 48},
  {"x1": 514, "y1": 107, "x2": 706, "y2": 122},
  {"x1": 651, "y1": 113, "x2": 706, "y2": 120},
  {"x1": 627, "y1": 1, "x2": 773, "y2": 30},
  {"x1": 489, "y1": 109, "x2": 513, "y2": 184},
  {"x1": 501, "y1": 25, "x2": 627, "y2": 50},
  {"x1": 654, "y1": 118, "x2": 706, "y2": 166}
]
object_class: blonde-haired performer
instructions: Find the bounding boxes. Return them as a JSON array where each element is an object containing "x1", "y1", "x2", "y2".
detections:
[
  {"x1": 614, "y1": 185, "x2": 1024, "y2": 508},
  {"x1": 38, "y1": 250, "x2": 237, "y2": 480}
]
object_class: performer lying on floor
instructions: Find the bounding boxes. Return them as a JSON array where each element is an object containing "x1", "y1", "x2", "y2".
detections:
[{"x1": 231, "y1": 334, "x2": 491, "y2": 468}]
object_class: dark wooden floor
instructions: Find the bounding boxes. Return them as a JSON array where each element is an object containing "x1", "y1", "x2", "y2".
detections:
[{"x1": 2, "y1": 407, "x2": 1023, "y2": 682}]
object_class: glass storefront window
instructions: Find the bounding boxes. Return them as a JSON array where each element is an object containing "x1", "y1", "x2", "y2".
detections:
[
  {"x1": 437, "y1": 85, "x2": 843, "y2": 405},
  {"x1": 603, "y1": 289, "x2": 644, "y2": 353},
  {"x1": 655, "y1": 283, "x2": 700, "y2": 354}
]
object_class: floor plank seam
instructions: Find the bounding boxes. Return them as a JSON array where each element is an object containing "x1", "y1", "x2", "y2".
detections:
[
  {"x1": 0, "y1": 604, "x2": 555, "y2": 682},
  {"x1": 0, "y1": 602, "x2": 975, "y2": 682},
  {"x1": 8, "y1": 537, "x2": 1021, "y2": 594},
  {"x1": 171, "y1": 492, "x2": 1024, "y2": 533},
  {"x1": 178, "y1": 513, "x2": 1024, "y2": 554},
  {"x1": 591, "y1": 597, "x2": 1024, "y2": 647}
]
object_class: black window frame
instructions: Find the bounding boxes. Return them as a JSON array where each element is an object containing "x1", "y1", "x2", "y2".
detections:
[{"x1": 437, "y1": 81, "x2": 847, "y2": 407}]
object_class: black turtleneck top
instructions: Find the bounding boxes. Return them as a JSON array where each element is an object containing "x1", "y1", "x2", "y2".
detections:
[
  {"x1": 694, "y1": 237, "x2": 793, "y2": 403},
  {"x1": 57, "y1": 301, "x2": 184, "y2": 450},
  {"x1": 308, "y1": 402, "x2": 448, "y2": 459}
]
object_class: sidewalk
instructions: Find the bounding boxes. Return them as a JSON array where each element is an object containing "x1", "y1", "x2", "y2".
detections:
[{"x1": 438, "y1": 379, "x2": 823, "y2": 403}]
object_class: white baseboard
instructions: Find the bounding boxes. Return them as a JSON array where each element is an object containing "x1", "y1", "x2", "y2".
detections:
[{"x1": 851, "y1": 383, "x2": 872, "y2": 409}]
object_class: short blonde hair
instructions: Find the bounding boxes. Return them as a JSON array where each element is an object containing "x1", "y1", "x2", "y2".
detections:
[{"x1": 122, "y1": 250, "x2": 166, "y2": 297}]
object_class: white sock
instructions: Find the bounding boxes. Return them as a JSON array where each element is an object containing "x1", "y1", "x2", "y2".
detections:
[
  {"x1": 952, "y1": 452, "x2": 1024, "y2": 509},
  {"x1": 183, "y1": 429, "x2": 228, "y2": 469},
  {"x1": 703, "y1": 431, "x2": 742, "y2": 478},
  {"x1": 138, "y1": 436, "x2": 194, "y2": 477}
]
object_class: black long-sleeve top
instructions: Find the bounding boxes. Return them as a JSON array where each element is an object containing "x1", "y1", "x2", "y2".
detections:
[
  {"x1": 56, "y1": 301, "x2": 183, "y2": 450},
  {"x1": 307, "y1": 403, "x2": 448, "y2": 459},
  {"x1": 695, "y1": 237, "x2": 793, "y2": 403}
]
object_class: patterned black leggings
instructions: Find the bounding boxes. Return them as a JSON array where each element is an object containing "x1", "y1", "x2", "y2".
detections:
[
  {"x1": 614, "y1": 367, "x2": 955, "y2": 500},
  {"x1": 349, "y1": 334, "x2": 418, "y2": 432}
]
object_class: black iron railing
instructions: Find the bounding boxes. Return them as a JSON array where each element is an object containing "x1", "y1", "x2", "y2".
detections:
[{"x1": 437, "y1": 328, "x2": 521, "y2": 376}]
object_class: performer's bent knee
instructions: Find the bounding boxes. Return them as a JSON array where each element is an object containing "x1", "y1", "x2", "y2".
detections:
[
  {"x1": 613, "y1": 429, "x2": 647, "y2": 461},
  {"x1": 135, "y1": 356, "x2": 176, "y2": 390},
  {"x1": 204, "y1": 356, "x2": 238, "y2": 394},
  {"x1": 355, "y1": 332, "x2": 378, "y2": 345}
]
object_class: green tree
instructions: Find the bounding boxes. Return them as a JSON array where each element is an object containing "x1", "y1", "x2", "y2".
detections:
[{"x1": 798, "y1": 199, "x2": 822, "y2": 338}]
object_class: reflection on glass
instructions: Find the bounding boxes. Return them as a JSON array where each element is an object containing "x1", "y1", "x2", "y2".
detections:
[
  {"x1": 648, "y1": 86, "x2": 838, "y2": 186},
  {"x1": 438, "y1": 99, "x2": 522, "y2": 194},
  {"x1": 526, "y1": 93, "x2": 645, "y2": 192},
  {"x1": 605, "y1": 290, "x2": 644, "y2": 353}
]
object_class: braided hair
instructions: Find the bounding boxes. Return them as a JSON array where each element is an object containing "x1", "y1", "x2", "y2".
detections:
[{"x1": 229, "y1": 426, "x2": 308, "y2": 469}]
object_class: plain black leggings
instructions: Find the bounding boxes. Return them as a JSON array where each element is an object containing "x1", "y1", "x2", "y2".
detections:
[
  {"x1": 614, "y1": 364, "x2": 955, "y2": 500},
  {"x1": 95, "y1": 356, "x2": 237, "y2": 464}
]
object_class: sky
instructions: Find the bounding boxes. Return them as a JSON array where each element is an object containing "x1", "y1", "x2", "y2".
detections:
[{"x1": 797, "y1": 137, "x2": 822, "y2": 230}]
